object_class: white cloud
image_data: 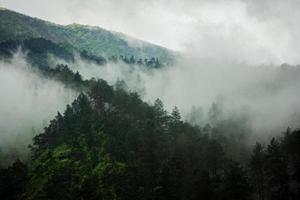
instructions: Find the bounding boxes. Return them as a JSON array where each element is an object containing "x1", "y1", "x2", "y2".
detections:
[{"x1": 0, "y1": 53, "x2": 76, "y2": 163}]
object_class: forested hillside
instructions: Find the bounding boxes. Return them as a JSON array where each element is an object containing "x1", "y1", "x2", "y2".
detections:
[
  {"x1": 0, "y1": 5, "x2": 300, "y2": 200},
  {"x1": 0, "y1": 38, "x2": 162, "y2": 68},
  {"x1": 0, "y1": 61, "x2": 299, "y2": 199},
  {"x1": 0, "y1": 8, "x2": 174, "y2": 64}
]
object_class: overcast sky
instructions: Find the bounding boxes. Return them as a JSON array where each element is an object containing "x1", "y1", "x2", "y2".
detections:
[{"x1": 1, "y1": 0, "x2": 300, "y2": 64}]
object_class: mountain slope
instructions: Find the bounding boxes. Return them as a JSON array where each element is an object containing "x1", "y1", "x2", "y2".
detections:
[
  {"x1": 0, "y1": 8, "x2": 174, "y2": 63},
  {"x1": 0, "y1": 38, "x2": 108, "y2": 67}
]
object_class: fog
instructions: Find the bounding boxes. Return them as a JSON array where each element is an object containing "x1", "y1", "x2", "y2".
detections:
[
  {"x1": 56, "y1": 54, "x2": 300, "y2": 142},
  {"x1": 1, "y1": 0, "x2": 300, "y2": 157},
  {"x1": 0, "y1": 53, "x2": 76, "y2": 165}
]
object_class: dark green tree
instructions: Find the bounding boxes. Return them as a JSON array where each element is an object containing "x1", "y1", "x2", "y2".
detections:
[
  {"x1": 265, "y1": 138, "x2": 289, "y2": 200},
  {"x1": 221, "y1": 161, "x2": 251, "y2": 200},
  {"x1": 249, "y1": 142, "x2": 267, "y2": 200}
]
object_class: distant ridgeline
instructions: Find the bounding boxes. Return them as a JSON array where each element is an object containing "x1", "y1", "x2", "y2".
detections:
[
  {"x1": 0, "y1": 38, "x2": 162, "y2": 68},
  {"x1": 0, "y1": 8, "x2": 175, "y2": 67}
]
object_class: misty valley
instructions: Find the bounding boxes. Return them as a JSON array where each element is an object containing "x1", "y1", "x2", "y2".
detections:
[{"x1": 1, "y1": 3, "x2": 300, "y2": 200}]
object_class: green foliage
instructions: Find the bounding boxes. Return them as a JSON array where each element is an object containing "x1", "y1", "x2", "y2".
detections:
[
  {"x1": 1, "y1": 76, "x2": 229, "y2": 199},
  {"x1": 0, "y1": 160, "x2": 28, "y2": 200},
  {"x1": 248, "y1": 129, "x2": 300, "y2": 200},
  {"x1": 109, "y1": 55, "x2": 162, "y2": 68},
  {"x1": 0, "y1": 38, "x2": 108, "y2": 68},
  {"x1": 249, "y1": 143, "x2": 267, "y2": 200},
  {"x1": 0, "y1": 15, "x2": 300, "y2": 198},
  {"x1": 221, "y1": 161, "x2": 251, "y2": 200},
  {"x1": 0, "y1": 9, "x2": 175, "y2": 64},
  {"x1": 2, "y1": 66, "x2": 299, "y2": 199}
]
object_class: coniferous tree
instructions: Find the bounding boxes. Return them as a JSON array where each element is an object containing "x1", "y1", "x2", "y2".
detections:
[
  {"x1": 221, "y1": 161, "x2": 251, "y2": 200},
  {"x1": 265, "y1": 138, "x2": 289, "y2": 200},
  {"x1": 249, "y1": 142, "x2": 267, "y2": 200}
]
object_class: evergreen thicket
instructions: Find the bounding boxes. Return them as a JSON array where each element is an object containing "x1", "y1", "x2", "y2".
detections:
[{"x1": 0, "y1": 63, "x2": 299, "y2": 200}]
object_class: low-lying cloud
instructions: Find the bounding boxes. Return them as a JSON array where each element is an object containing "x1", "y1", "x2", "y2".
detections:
[
  {"x1": 0, "y1": 53, "x2": 76, "y2": 165},
  {"x1": 62, "y1": 56, "x2": 300, "y2": 142},
  {"x1": 1, "y1": 0, "x2": 300, "y2": 159}
]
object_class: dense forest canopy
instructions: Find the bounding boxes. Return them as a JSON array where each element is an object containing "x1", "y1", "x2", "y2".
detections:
[
  {"x1": 1, "y1": 54, "x2": 300, "y2": 199},
  {"x1": 0, "y1": 4, "x2": 300, "y2": 200}
]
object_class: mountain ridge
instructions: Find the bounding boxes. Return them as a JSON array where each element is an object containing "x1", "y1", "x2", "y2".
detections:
[{"x1": 0, "y1": 8, "x2": 175, "y2": 63}]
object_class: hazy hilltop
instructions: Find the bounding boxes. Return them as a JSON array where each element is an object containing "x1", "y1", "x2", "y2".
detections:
[{"x1": 0, "y1": 8, "x2": 175, "y2": 63}]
